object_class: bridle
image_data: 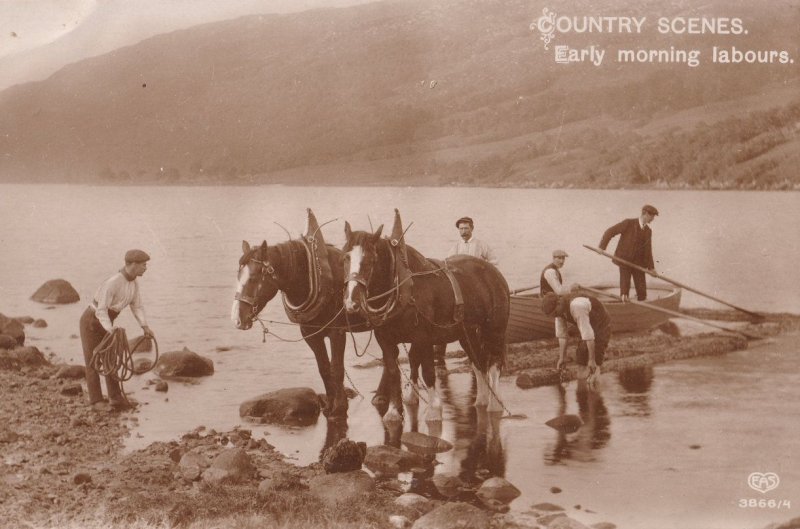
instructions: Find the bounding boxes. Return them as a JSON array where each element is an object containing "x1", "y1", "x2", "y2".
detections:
[{"x1": 236, "y1": 256, "x2": 281, "y2": 319}]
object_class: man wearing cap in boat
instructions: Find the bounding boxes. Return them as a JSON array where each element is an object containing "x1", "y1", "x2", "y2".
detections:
[
  {"x1": 598, "y1": 204, "x2": 659, "y2": 301},
  {"x1": 541, "y1": 292, "x2": 611, "y2": 385},
  {"x1": 541, "y1": 249, "x2": 579, "y2": 297},
  {"x1": 79, "y1": 249, "x2": 155, "y2": 410},
  {"x1": 447, "y1": 216, "x2": 498, "y2": 266}
]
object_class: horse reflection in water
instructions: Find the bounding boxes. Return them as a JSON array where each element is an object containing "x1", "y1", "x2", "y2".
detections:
[
  {"x1": 546, "y1": 379, "x2": 611, "y2": 464},
  {"x1": 341, "y1": 211, "x2": 510, "y2": 424},
  {"x1": 403, "y1": 365, "x2": 507, "y2": 498}
]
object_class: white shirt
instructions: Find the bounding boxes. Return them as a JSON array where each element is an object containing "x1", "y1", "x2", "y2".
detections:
[
  {"x1": 543, "y1": 267, "x2": 570, "y2": 295},
  {"x1": 448, "y1": 237, "x2": 498, "y2": 265},
  {"x1": 555, "y1": 297, "x2": 595, "y2": 341},
  {"x1": 92, "y1": 272, "x2": 148, "y2": 332}
]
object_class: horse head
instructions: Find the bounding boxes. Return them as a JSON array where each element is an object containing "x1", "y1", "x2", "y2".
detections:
[
  {"x1": 342, "y1": 221, "x2": 387, "y2": 316},
  {"x1": 232, "y1": 240, "x2": 282, "y2": 330}
]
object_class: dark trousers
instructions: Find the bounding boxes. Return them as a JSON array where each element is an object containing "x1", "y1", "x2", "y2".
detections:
[
  {"x1": 575, "y1": 326, "x2": 611, "y2": 366},
  {"x1": 619, "y1": 266, "x2": 647, "y2": 300},
  {"x1": 80, "y1": 306, "x2": 122, "y2": 404}
]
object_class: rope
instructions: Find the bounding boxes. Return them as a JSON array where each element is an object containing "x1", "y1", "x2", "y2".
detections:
[{"x1": 90, "y1": 328, "x2": 159, "y2": 404}]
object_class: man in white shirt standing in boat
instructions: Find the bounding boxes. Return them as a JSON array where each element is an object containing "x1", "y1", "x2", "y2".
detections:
[
  {"x1": 542, "y1": 292, "x2": 611, "y2": 385},
  {"x1": 79, "y1": 249, "x2": 155, "y2": 410},
  {"x1": 447, "y1": 216, "x2": 498, "y2": 266}
]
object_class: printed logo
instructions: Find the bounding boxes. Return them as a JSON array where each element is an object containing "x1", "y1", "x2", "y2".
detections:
[
  {"x1": 748, "y1": 472, "x2": 780, "y2": 494},
  {"x1": 530, "y1": 7, "x2": 557, "y2": 49}
]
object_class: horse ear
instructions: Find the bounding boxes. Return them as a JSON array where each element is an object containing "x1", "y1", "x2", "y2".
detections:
[
  {"x1": 344, "y1": 221, "x2": 352, "y2": 240},
  {"x1": 373, "y1": 224, "x2": 384, "y2": 241},
  {"x1": 242, "y1": 241, "x2": 251, "y2": 254},
  {"x1": 260, "y1": 240, "x2": 268, "y2": 254}
]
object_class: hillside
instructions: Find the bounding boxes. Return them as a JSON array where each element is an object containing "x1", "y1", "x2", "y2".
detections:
[{"x1": 0, "y1": 0, "x2": 798, "y2": 189}]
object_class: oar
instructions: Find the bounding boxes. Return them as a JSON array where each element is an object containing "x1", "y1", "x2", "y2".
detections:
[
  {"x1": 583, "y1": 244, "x2": 764, "y2": 321},
  {"x1": 579, "y1": 285, "x2": 762, "y2": 341},
  {"x1": 510, "y1": 285, "x2": 540, "y2": 295}
]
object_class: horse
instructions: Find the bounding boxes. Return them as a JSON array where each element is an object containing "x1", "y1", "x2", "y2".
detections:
[
  {"x1": 342, "y1": 217, "x2": 510, "y2": 423},
  {"x1": 232, "y1": 235, "x2": 372, "y2": 419}
]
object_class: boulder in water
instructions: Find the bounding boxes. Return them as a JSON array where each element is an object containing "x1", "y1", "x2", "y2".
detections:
[
  {"x1": 239, "y1": 387, "x2": 320, "y2": 426},
  {"x1": 30, "y1": 279, "x2": 80, "y2": 304},
  {"x1": 154, "y1": 347, "x2": 213, "y2": 377}
]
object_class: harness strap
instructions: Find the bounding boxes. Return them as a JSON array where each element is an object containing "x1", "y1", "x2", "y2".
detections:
[{"x1": 430, "y1": 258, "x2": 465, "y2": 323}]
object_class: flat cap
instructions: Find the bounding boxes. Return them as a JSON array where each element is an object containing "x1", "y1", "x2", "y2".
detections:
[
  {"x1": 124, "y1": 249, "x2": 150, "y2": 263},
  {"x1": 552, "y1": 249, "x2": 569, "y2": 258},
  {"x1": 642, "y1": 204, "x2": 659, "y2": 216},
  {"x1": 455, "y1": 216, "x2": 474, "y2": 228},
  {"x1": 541, "y1": 293, "x2": 560, "y2": 316}
]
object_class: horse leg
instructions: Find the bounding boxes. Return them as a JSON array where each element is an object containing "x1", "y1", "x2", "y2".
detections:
[
  {"x1": 419, "y1": 343, "x2": 442, "y2": 422},
  {"x1": 303, "y1": 331, "x2": 334, "y2": 417},
  {"x1": 461, "y1": 325, "x2": 489, "y2": 408},
  {"x1": 482, "y1": 325, "x2": 506, "y2": 414},
  {"x1": 327, "y1": 330, "x2": 348, "y2": 419},
  {"x1": 375, "y1": 334, "x2": 403, "y2": 424},
  {"x1": 403, "y1": 343, "x2": 421, "y2": 407}
]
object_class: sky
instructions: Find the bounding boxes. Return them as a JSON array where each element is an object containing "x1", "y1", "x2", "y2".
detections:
[{"x1": 0, "y1": 0, "x2": 377, "y2": 90}]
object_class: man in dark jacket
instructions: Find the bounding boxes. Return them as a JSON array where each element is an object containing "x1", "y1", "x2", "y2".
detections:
[{"x1": 598, "y1": 204, "x2": 658, "y2": 301}]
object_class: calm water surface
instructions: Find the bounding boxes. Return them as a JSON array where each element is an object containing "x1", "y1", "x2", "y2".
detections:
[{"x1": 1, "y1": 185, "x2": 798, "y2": 529}]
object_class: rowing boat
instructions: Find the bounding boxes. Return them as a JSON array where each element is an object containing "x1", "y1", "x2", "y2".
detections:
[{"x1": 506, "y1": 283, "x2": 682, "y2": 344}]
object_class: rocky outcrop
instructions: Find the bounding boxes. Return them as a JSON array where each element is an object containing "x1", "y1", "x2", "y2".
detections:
[
  {"x1": 55, "y1": 365, "x2": 86, "y2": 379},
  {"x1": 364, "y1": 444, "x2": 425, "y2": 475},
  {"x1": 201, "y1": 448, "x2": 255, "y2": 484},
  {"x1": 30, "y1": 279, "x2": 80, "y2": 304},
  {"x1": 0, "y1": 346, "x2": 49, "y2": 371},
  {"x1": 411, "y1": 502, "x2": 491, "y2": 529},
  {"x1": 321, "y1": 438, "x2": 366, "y2": 473},
  {"x1": 239, "y1": 387, "x2": 320, "y2": 426},
  {"x1": 476, "y1": 477, "x2": 521, "y2": 505},
  {"x1": 0, "y1": 314, "x2": 25, "y2": 346},
  {"x1": 154, "y1": 347, "x2": 214, "y2": 377},
  {"x1": 308, "y1": 470, "x2": 375, "y2": 507},
  {"x1": 0, "y1": 335, "x2": 17, "y2": 350}
]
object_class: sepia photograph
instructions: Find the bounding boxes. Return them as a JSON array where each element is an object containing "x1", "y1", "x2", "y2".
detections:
[{"x1": 0, "y1": 0, "x2": 798, "y2": 528}]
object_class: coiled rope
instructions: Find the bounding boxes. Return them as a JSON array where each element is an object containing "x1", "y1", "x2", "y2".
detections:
[{"x1": 90, "y1": 328, "x2": 159, "y2": 403}]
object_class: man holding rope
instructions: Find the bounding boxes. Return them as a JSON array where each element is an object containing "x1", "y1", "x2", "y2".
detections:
[{"x1": 80, "y1": 249, "x2": 154, "y2": 410}]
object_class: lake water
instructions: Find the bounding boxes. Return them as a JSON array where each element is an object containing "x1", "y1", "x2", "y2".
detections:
[{"x1": 1, "y1": 185, "x2": 798, "y2": 529}]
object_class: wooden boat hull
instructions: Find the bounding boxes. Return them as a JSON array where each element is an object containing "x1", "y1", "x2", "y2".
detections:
[{"x1": 506, "y1": 284, "x2": 682, "y2": 344}]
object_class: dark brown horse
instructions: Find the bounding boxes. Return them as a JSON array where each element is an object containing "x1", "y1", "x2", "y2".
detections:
[
  {"x1": 232, "y1": 237, "x2": 371, "y2": 419},
  {"x1": 342, "y1": 218, "x2": 510, "y2": 422}
]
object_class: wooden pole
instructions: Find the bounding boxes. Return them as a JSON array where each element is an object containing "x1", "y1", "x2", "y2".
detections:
[
  {"x1": 583, "y1": 244, "x2": 763, "y2": 321},
  {"x1": 580, "y1": 285, "x2": 762, "y2": 341},
  {"x1": 510, "y1": 285, "x2": 540, "y2": 295}
]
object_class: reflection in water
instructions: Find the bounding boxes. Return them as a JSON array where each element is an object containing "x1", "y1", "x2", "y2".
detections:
[
  {"x1": 618, "y1": 366, "x2": 654, "y2": 417},
  {"x1": 437, "y1": 366, "x2": 506, "y2": 484},
  {"x1": 545, "y1": 380, "x2": 611, "y2": 464}
]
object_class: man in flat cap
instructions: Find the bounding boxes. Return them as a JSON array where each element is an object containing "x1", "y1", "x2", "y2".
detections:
[
  {"x1": 79, "y1": 249, "x2": 154, "y2": 410},
  {"x1": 540, "y1": 249, "x2": 578, "y2": 297},
  {"x1": 598, "y1": 204, "x2": 659, "y2": 301},
  {"x1": 542, "y1": 292, "x2": 610, "y2": 385},
  {"x1": 433, "y1": 216, "x2": 498, "y2": 367},
  {"x1": 447, "y1": 216, "x2": 498, "y2": 265}
]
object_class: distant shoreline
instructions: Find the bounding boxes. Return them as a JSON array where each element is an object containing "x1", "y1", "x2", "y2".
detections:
[{"x1": 1, "y1": 181, "x2": 798, "y2": 191}]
